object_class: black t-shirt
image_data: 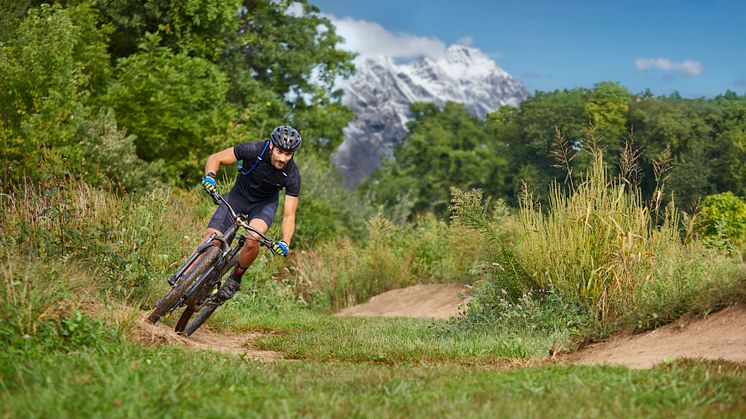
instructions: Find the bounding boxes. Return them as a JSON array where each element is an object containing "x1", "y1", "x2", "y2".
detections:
[{"x1": 229, "y1": 141, "x2": 301, "y2": 202}]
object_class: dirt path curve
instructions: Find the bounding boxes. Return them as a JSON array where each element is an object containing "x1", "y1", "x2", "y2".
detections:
[
  {"x1": 81, "y1": 300, "x2": 282, "y2": 360},
  {"x1": 132, "y1": 315, "x2": 283, "y2": 360},
  {"x1": 566, "y1": 303, "x2": 746, "y2": 369},
  {"x1": 335, "y1": 283, "x2": 472, "y2": 319}
]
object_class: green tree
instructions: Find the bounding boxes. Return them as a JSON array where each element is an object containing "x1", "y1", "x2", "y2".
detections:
[
  {"x1": 367, "y1": 102, "x2": 508, "y2": 218},
  {"x1": 583, "y1": 81, "x2": 631, "y2": 166},
  {"x1": 489, "y1": 88, "x2": 588, "y2": 202},
  {"x1": 101, "y1": 32, "x2": 233, "y2": 181},
  {"x1": 96, "y1": 0, "x2": 356, "y2": 159},
  {"x1": 1, "y1": 3, "x2": 125, "y2": 186}
]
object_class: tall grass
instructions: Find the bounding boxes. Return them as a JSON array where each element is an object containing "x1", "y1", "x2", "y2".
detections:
[
  {"x1": 0, "y1": 180, "x2": 212, "y2": 339},
  {"x1": 486, "y1": 149, "x2": 745, "y2": 329},
  {"x1": 287, "y1": 208, "x2": 494, "y2": 311},
  {"x1": 288, "y1": 214, "x2": 418, "y2": 310}
]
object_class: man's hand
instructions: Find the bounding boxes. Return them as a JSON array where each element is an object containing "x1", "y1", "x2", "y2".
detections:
[
  {"x1": 201, "y1": 173, "x2": 217, "y2": 193},
  {"x1": 272, "y1": 240, "x2": 289, "y2": 257}
]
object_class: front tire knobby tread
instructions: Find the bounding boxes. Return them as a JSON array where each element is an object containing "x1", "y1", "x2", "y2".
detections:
[{"x1": 147, "y1": 246, "x2": 221, "y2": 324}]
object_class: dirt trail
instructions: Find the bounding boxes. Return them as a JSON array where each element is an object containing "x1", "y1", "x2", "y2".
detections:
[
  {"x1": 81, "y1": 299, "x2": 282, "y2": 360},
  {"x1": 132, "y1": 315, "x2": 283, "y2": 360},
  {"x1": 334, "y1": 286, "x2": 746, "y2": 369},
  {"x1": 86, "y1": 287, "x2": 746, "y2": 369},
  {"x1": 335, "y1": 283, "x2": 472, "y2": 319},
  {"x1": 567, "y1": 303, "x2": 746, "y2": 369}
]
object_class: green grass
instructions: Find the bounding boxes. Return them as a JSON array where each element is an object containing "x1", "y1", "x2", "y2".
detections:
[
  {"x1": 240, "y1": 314, "x2": 537, "y2": 363},
  {"x1": 2, "y1": 335, "x2": 744, "y2": 418}
]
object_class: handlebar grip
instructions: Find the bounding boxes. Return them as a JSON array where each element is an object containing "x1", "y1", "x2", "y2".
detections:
[{"x1": 206, "y1": 189, "x2": 220, "y2": 205}]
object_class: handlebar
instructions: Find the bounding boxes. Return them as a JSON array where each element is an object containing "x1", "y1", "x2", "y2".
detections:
[{"x1": 206, "y1": 189, "x2": 279, "y2": 255}]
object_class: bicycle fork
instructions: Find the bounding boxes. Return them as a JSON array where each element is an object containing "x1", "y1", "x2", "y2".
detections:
[{"x1": 167, "y1": 234, "x2": 219, "y2": 286}]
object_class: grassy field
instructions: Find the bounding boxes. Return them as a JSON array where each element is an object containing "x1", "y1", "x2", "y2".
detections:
[{"x1": 2, "y1": 313, "x2": 745, "y2": 418}]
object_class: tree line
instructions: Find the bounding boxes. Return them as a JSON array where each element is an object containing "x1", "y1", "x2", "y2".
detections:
[
  {"x1": 365, "y1": 83, "x2": 746, "y2": 218},
  {"x1": 3, "y1": 2, "x2": 744, "y2": 238}
]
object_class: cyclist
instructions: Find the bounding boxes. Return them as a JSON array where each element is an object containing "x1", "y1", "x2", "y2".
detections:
[{"x1": 199, "y1": 125, "x2": 302, "y2": 302}]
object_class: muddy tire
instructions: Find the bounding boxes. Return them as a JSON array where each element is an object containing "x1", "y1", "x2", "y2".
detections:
[
  {"x1": 180, "y1": 254, "x2": 239, "y2": 337},
  {"x1": 147, "y1": 246, "x2": 221, "y2": 324}
]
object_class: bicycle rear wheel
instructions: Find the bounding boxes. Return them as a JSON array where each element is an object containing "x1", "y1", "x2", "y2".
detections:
[
  {"x1": 182, "y1": 303, "x2": 220, "y2": 337},
  {"x1": 147, "y1": 246, "x2": 221, "y2": 324}
]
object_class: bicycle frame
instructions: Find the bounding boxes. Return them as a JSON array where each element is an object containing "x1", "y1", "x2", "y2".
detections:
[{"x1": 165, "y1": 190, "x2": 278, "y2": 303}]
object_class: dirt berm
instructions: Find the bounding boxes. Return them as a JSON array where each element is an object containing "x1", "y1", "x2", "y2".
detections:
[
  {"x1": 335, "y1": 283, "x2": 472, "y2": 319},
  {"x1": 102, "y1": 285, "x2": 745, "y2": 369},
  {"x1": 336, "y1": 284, "x2": 746, "y2": 369},
  {"x1": 566, "y1": 303, "x2": 746, "y2": 369}
]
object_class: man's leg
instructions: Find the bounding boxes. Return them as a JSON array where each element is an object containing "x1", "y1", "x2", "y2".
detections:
[{"x1": 216, "y1": 218, "x2": 269, "y2": 301}]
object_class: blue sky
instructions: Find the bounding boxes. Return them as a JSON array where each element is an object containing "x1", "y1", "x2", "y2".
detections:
[{"x1": 313, "y1": 0, "x2": 746, "y2": 98}]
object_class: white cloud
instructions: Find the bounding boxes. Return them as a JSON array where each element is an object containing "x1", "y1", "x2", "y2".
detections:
[
  {"x1": 286, "y1": 2, "x2": 304, "y2": 17},
  {"x1": 635, "y1": 57, "x2": 704, "y2": 76},
  {"x1": 325, "y1": 14, "x2": 447, "y2": 59}
]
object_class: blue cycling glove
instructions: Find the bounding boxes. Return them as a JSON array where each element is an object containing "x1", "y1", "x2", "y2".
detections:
[
  {"x1": 272, "y1": 240, "x2": 289, "y2": 257},
  {"x1": 201, "y1": 173, "x2": 217, "y2": 193}
]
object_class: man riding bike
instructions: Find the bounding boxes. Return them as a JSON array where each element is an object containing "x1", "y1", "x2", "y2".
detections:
[{"x1": 200, "y1": 125, "x2": 302, "y2": 302}]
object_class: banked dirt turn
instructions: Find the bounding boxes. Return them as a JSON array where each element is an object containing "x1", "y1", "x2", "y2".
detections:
[
  {"x1": 335, "y1": 285, "x2": 746, "y2": 368},
  {"x1": 120, "y1": 284, "x2": 745, "y2": 369}
]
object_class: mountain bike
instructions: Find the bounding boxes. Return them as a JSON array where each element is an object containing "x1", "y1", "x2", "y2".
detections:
[{"x1": 146, "y1": 189, "x2": 279, "y2": 337}]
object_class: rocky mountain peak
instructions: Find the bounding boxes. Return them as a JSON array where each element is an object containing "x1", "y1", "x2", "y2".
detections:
[{"x1": 333, "y1": 45, "x2": 530, "y2": 187}]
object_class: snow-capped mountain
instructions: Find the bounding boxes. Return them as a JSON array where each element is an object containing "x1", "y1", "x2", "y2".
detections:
[{"x1": 332, "y1": 44, "x2": 530, "y2": 187}]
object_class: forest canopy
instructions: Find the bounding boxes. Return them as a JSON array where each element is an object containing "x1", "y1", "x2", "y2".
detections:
[{"x1": 0, "y1": 0, "x2": 354, "y2": 189}]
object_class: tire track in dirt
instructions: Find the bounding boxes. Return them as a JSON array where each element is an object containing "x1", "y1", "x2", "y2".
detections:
[
  {"x1": 133, "y1": 315, "x2": 284, "y2": 360},
  {"x1": 81, "y1": 299, "x2": 283, "y2": 360}
]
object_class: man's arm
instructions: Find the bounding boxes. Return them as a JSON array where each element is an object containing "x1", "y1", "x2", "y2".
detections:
[
  {"x1": 204, "y1": 147, "x2": 238, "y2": 175},
  {"x1": 280, "y1": 195, "x2": 299, "y2": 246}
]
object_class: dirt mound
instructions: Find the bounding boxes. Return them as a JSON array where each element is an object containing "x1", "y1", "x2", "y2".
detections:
[
  {"x1": 81, "y1": 299, "x2": 281, "y2": 360},
  {"x1": 335, "y1": 284, "x2": 472, "y2": 319},
  {"x1": 567, "y1": 304, "x2": 746, "y2": 369},
  {"x1": 133, "y1": 315, "x2": 283, "y2": 360}
]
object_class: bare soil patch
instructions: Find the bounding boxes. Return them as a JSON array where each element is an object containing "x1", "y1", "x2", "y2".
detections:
[
  {"x1": 567, "y1": 303, "x2": 746, "y2": 369},
  {"x1": 132, "y1": 315, "x2": 283, "y2": 360},
  {"x1": 335, "y1": 283, "x2": 472, "y2": 319},
  {"x1": 81, "y1": 299, "x2": 282, "y2": 360}
]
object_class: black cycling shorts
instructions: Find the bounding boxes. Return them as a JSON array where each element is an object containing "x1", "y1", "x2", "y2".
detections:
[{"x1": 207, "y1": 194, "x2": 278, "y2": 233}]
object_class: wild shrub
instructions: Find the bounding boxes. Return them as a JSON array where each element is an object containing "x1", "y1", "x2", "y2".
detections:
[
  {"x1": 291, "y1": 153, "x2": 372, "y2": 248},
  {"x1": 1, "y1": 182, "x2": 208, "y2": 304},
  {"x1": 288, "y1": 213, "x2": 418, "y2": 310},
  {"x1": 696, "y1": 191, "x2": 746, "y2": 246}
]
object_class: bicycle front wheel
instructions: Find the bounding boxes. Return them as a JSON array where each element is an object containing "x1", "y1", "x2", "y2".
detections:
[
  {"x1": 181, "y1": 254, "x2": 239, "y2": 337},
  {"x1": 147, "y1": 246, "x2": 221, "y2": 324}
]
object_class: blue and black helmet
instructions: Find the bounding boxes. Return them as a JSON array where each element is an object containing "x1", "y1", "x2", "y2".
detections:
[{"x1": 270, "y1": 126, "x2": 302, "y2": 152}]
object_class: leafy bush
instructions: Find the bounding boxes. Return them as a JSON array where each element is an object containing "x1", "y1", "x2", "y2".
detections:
[
  {"x1": 0, "y1": 3, "x2": 110, "y2": 187},
  {"x1": 290, "y1": 153, "x2": 372, "y2": 248},
  {"x1": 697, "y1": 192, "x2": 746, "y2": 246}
]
